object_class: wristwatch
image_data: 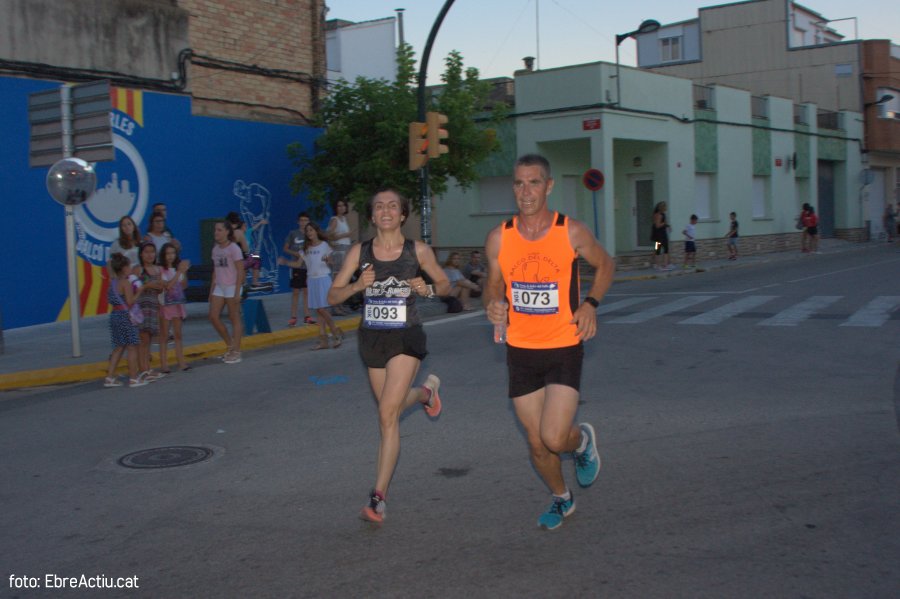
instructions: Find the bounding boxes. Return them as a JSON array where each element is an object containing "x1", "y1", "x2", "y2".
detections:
[{"x1": 583, "y1": 296, "x2": 600, "y2": 308}]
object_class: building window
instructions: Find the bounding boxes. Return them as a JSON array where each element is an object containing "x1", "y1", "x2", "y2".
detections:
[
  {"x1": 660, "y1": 36, "x2": 682, "y2": 62},
  {"x1": 694, "y1": 174, "x2": 714, "y2": 220},
  {"x1": 752, "y1": 176, "x2": 769, "y2": 218}
]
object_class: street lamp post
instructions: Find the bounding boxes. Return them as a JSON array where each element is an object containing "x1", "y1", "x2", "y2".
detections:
[{"x1": 614, "y1": 19, "x2": 661, "y2": 106}]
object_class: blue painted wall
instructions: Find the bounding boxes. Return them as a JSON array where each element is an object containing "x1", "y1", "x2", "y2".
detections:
[{"x1": 0, "y1": 76, "x2": 321, "y2": 329}]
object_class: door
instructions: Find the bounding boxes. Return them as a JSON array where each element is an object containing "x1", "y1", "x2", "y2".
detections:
[
  {"x1": 868, "y1": 168, "x2": 887, "y2": 240},
  {"x1": 817, "y1": 160, "x2": 835, "y2": 237},
  {"x1": 634, "y1": 178, "x2": 655, "y2": 247}
]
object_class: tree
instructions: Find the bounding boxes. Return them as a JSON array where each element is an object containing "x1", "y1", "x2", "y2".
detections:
[{"x1": 287, "y1": 44, "x2": 505, "y2": 218}]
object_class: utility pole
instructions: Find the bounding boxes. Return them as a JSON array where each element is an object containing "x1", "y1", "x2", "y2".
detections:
[{"x1": 416, "y1": 0, "x2": 455, "y2": 244}]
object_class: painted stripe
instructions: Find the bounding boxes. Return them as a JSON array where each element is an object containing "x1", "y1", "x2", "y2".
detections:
[
  {"x1": 840, "y1": 296, "x2": 900, "y2": 327},
  {"x1": 758, "y1": 296, "x2": 842, "y2": 327},
  {"x1": 132, "y1": 89, "x2": 143, "y2": 126},
  {"x1": 78, "y1": 259, "x2": 92, "y2": 313},
  {"x1": 678, "y1": 295, "x2": 777, "y2": 325},
  {"x1": 595, "y1": 296, "x2": 657, "y2": 315},
  {"x1": 606, "y1": 295, "x2": 716, "y2": 324}
]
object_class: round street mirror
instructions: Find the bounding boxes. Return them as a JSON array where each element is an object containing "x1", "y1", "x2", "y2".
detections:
[{"x1": 46, "y1": 157, "x2": 97, "y2": 206}]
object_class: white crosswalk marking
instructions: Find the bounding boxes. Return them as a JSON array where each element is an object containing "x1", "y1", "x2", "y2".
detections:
[
  {"x1": 678, "y1": 295, "x2": 778, "y2": 325},
  {"x1": 595, "y1": 296, "x2": 657, "y2": 315},
  {"x1": 606, "y1": 295, "x2": 716, "y2": 324},
  {"x1": 840, "y1": 296, "x2": 900, "y2": 327},
  {"x1": 758, "y1": 296, "x2": 842, "y2": 327}
]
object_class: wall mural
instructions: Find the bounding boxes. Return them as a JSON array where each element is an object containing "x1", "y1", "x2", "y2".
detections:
[{"x1": 0, "y1": 76, "x2": 320, "y2": 329}]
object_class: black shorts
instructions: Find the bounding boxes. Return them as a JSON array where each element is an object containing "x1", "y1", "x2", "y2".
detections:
[
  {"x1": 289, "y1": 268, "x2": 308, "y2": 290},
  {"x1": 507, "y1": 344, "x2": 584, "y2": 398},
  {"x1": 654, "y1": 239, "x2": 669, "y2": 255},
  {"x1": 807, "y1": 226, "x2": 818, "y2": 236},
  {"x1": 684, "y1": 241, "x2": 696, "y2": 253},
  {"x1": 358, "y1": 325, "x2": 427, "y2": 369}
]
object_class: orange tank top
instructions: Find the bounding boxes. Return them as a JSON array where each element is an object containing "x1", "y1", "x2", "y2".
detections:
[{"x1": 498, "y1": 212, "x2": 581, "y2": 349}]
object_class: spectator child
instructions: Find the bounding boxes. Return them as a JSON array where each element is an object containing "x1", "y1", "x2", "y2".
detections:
[
  {"x1": 682, "y1": 214, "x2": 698, "y2": 268},
  {"x1": 158, "y1": 242, "x2": 191, "y2": 372},
  {"x1": 209, "y1": 220, "x2": 245, "y2": 364},
  {"x1": 104, "y1": 253, "x2": 146, "y2": 388},
  {"x1": 135, "y1": 242, "x2": 166, "y2": 382},
  {"x1": 804, "y1": 206, "x2": 820, "y2": 253},
  {"x1": 725, "y1": 212, "x2": 739, "y2": 260},
  {"x1": 278, "y1": 221, "x2": 343, "y2": 350},
  {"x1": 283, "y1": 212, "x2": 315, "y2": 326}
]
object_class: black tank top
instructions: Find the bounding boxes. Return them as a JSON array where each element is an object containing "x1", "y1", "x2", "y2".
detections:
[{"x1": 359, "y1": 238, "x2": 421, "y2": 329}]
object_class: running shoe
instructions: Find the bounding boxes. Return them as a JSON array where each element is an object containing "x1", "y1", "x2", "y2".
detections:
[
  {"x1": 223, "y1": 351, "x2": 242, "y2": 364},
  {"x1": 422, "y1": 374, "x2": 442, "y2": 417},
  {"x1": 574, "y1": 422, "x2": 601, "y2": 488},
  {"x1": 360, "y1": 491, "x2": 386, "y2": 523},
  {"x1": 538, "y1": 493, "x2": 575, "y2": 530}
]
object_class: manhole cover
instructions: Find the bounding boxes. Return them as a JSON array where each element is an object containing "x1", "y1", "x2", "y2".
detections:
[{"x1": 117, "y1": 446, "x2": 213, "y2": 469}]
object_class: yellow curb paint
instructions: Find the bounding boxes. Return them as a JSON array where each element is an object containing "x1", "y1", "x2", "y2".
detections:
[{"x1": 0, "y1": 317, "x2": 363, "y2": 391}]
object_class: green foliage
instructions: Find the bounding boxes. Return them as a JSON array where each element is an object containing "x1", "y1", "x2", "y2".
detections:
[{"x1": 288, "y1": 44, "x2": 505, "y2": 217}]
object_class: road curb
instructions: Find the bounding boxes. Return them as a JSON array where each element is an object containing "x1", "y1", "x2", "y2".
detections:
[{"x1": 0, "y1": 316, "x2": 363, "y2": 391}]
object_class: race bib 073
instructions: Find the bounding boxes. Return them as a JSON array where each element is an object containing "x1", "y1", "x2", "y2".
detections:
[
  {"x1": 511, "y1": 281, "x2": 559, "y2": 315},
  {"x1": 364, "y1": 297, "x2": 407, "y2": 329}
]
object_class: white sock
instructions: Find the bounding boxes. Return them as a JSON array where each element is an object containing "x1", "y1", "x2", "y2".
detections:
[{"x1": 553, "y1": 489, "x2": 572, "y2": 502}]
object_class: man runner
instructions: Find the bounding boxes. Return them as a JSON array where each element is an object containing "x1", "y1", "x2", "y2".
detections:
[{"x1": 484, "y1": 154, "x2": 615, "y2": 530}]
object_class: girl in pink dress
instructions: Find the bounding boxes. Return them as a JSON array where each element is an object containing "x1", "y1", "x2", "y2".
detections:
[{"x1": 158, "y1": 242, "x2": 191, "y2": 372}]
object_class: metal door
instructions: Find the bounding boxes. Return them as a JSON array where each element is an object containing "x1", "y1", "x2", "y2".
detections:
[{"x1": 817, "y1": 160, "x2": 835, "y2": 237}]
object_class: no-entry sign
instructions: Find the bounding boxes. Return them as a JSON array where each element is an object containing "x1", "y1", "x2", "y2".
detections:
[{"x1": 582, "y1": 168, "x2": 604, "y2": 191}]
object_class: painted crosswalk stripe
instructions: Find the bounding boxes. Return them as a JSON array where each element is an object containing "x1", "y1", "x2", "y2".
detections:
[
  {"x1": 678, "y1": 295, "x2": 778, "y2": 325},
  {"x1": 606, "y1": 295, "x2": 716, "y2": 324},
  {"x1": 839, "y1": 296, "x2": 900, "y2": 327},
  {"x1": 595, "y1": 296, "x2": 658, "y2": 315},
  {"x1": 758, "y1": 296, "x2": 842, "y2": 327}
]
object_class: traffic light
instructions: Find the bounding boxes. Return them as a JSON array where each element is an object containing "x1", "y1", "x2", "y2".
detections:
[
  {"x1": 425, "y1": 111, "x2": 449, "y2": 159},
  {"x1": 408, "y1": 121, "x2": 427, "y2": 170}
]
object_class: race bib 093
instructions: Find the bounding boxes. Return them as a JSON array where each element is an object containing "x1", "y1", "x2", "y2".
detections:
[{"x1": 364, "y1": 297, "x2": 407, "y2": 329}]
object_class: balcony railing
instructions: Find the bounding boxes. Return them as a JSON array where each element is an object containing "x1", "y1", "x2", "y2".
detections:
[{"x1": 817, "y1": 110, "x2": 840, "y2": 130}]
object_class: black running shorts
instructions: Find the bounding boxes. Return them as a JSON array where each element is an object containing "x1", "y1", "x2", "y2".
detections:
[
  {"x1": 358, "y1": 325, "x2": 427, "y2": 369},
  {"x1": 506, "y1": 344, "x2": 584, "y2": 398},
  {"x1": 290, "y1": 268, "x2": 307, "y2": 290}
]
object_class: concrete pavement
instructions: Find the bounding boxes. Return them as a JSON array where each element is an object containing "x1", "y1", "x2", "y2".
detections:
[{"x1": 0, "y1": 238, "x2": 875, "y2": 390}]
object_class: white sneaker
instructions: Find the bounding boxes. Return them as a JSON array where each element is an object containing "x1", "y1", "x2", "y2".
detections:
[{"x1": 223, "y1": 351, "x2": 242, "y2": 364}]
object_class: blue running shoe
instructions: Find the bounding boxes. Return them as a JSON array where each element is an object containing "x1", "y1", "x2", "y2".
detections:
[
  {"x1": 574, "y1": 422, "x2": 601, "y2": 487},
  {"x1": 538, "y1": 493, "x2": 575, "y2": 530}
]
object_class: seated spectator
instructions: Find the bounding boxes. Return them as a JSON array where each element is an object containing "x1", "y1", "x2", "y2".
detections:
[
  {"x1": 462, "y1": 250, "x2": 486, "y2": 297},
  {"x1": 442, "y1": 251, "x2": 480, "y2": 311}
]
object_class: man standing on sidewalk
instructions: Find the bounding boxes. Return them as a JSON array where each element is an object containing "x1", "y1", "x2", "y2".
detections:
[{"x1": 483, "y1": 154, "x2": 615, "y2": 529}]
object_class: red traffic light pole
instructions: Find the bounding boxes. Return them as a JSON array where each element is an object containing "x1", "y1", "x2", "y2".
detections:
[{"x1": 416, "y1": 0, "x2": 455, "y2": 244}]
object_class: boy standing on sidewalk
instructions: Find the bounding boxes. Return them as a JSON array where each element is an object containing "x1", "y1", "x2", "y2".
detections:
[
  {"x1": 682, "y1": 214, "x2": 698, "y2": 269},
  {"x1": 725, "y1": 212, "x2": 739, "y2": 260}
]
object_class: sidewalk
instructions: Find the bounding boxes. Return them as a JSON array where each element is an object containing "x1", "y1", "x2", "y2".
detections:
[{"x1": 0, "y1": 238, "x2": 875, "y2": 390}]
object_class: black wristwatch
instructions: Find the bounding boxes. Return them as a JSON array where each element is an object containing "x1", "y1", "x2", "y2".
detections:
[{"x1": 583, "y1": 296, "x2": 600, "y2": 308}]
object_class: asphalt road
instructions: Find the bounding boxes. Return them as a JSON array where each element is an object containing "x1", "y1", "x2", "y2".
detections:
[{"x1": 1, "y1": 245, "x2": 898, "y2": 598}]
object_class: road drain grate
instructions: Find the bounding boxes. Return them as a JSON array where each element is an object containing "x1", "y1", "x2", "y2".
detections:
[{"x1": 118, "y1": 446, "x2": 214, "y2": 469}]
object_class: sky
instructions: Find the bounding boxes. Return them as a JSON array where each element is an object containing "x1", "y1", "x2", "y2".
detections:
[{"x1": 324, "y1": 0, "x2": 898, "y2": 82}]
